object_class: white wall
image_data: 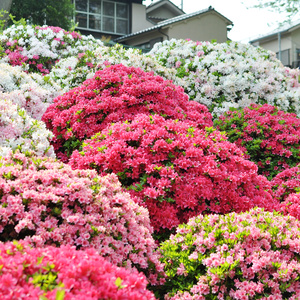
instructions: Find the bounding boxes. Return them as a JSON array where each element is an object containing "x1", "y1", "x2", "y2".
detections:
[{"x1": 131, "y1": 3, "x2": 153, "y2": 33}]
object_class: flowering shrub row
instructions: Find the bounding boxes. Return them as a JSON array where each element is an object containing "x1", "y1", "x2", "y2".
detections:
[
  {"x1": 50, "y1": 44, "x2": 183, "y2": 92},
  {"x1": 214, "y1": 104, "x2": 300, "y2": 179},
  {"x1": 0, "y1": 152, "x2": 164, "y2": 282},
  {"x1": 158, "y1": 208, "x2": 300, "y2": 300},
  {"x1": 69, "y1": 114, "x2": 278, "y2": 239},
  {"x1": 0, "y1": 24, "x2": 103, "y2": 74},
  {"x1": 0, "y1": 62, "x2": 62, "y2": 120},
  {"x1": 0, "y1": 241, "x2": 156, "y2": 299},
  {"x1": 0, "y1": 98, "x2": 55, "y2": 157},
  {"x1": 43, "y1": 64, "x2": 212, "y2": 161},
  {"x1": 149, "y1": 39, "x2": 300, "y2": 117}
]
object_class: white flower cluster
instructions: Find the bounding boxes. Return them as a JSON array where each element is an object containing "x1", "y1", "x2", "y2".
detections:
[
  {"x1": 0, "y1": 62, "x2": 63, "y2": 120},
  {"x1": 149, "y1": 39, "x2": 300, "y2": 117},
  {"x1": 0, "y1": 24, "x2": 103, "y2": 73},
  {"x1": 0, "y1": 98, "x2": 55, "y2": 158},
  {"x1": 50, "y1": 44, "x2": 184, "y2": 92}
]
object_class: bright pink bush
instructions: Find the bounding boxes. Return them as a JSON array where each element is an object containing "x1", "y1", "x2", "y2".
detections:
[
  {"x1": 42, "y1": 64, "x2": 212, "y2": 161},
  {"x1": 271, "y1": 164, "x2": 300, "y2": 219},
  {"x1": 0, "y1": 151, "x2": 164, "y2": 283},
  {"x1": 0, "y1": 240, "x2": 156, "y2": 299},
  {"x1": 69, "y1": 114, "x2": 278, "y2": 236},
  {"x1": 158, "y1": 208, "x2": 300, "y2": 300},
  {"x1": 214, "y1": 104, "x2": 300, "y2": 179}
]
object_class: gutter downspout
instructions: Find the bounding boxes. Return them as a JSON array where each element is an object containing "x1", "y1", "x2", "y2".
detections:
[
  {"x1": 158, "y1": 27, "x2": 169, "y2": 41},
  {"x1": 278, "y1": 32, "x2": 282, "y2": 62}
]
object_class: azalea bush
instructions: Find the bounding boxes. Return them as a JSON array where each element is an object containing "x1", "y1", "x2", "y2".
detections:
[
  {"x1": 214, "y1": 103, "x2": 300, "y2": 179},
  {"x1": 157, "y1": 208, "x2": 300, "y2": 300},
  {"x1": 271, "y1": 164, "x2": 300, "y2": 220},
  {"x1": 69, "y1": 114, "x2": 277, "y2": 239},
  {"x1": 50, "y1": 44, "x2": 182, "y2": 92},
  {"x1": 0, "y1": 24, "x2": 103, "y2": 74},
  {"x1": 0, "y1": 62, "x2": 62, "y2": 120},
  {"x1": 43, "y1": 64, "x2": 212, "y2": 161},
  {"x1": 0, "y1": 98, "x2": 55, "y2": 158},
  {"x1": 149, "y1": 39, "x2": 300, "y2": 117},
  {"x1": 0, "y1": 151, "x2": 164, "y2": 282},
  {"x1": 0, "y1": 240, "x2": 156, "y2": 300}
]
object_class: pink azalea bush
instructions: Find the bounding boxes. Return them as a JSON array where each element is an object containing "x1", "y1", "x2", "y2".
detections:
[
  {"x1": 0, "y1": 240, "x2": 156, "y2": 299},
  {"x1": 69, "y1": 113, "x2": 277, "y2": 238},
  {"x1": 42, "y1": 64, "x2": 212, "y2": 161},
  {"x1": 0, "y1": 24, "x2": 103, "y2": 74},
  {"x1": 214, "y1": 103, "x2": 300, "y2": 179},
  {"x1": 0, "y1": 151, "x2": 164, "y2": 283},
  {"x1": 271, "y1": 164, "x2": 300, "y2": 220},
  {"x1": 157, "y1": 208, "x2": 300, "y2": 300},
  {"x1": 149, "y1": 39, "x2": 300, "y2": 117}
]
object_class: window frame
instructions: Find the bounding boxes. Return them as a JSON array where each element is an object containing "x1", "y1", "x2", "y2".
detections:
[{"x1": 74, "y1": 0, "x2": 129, "y2": 35}]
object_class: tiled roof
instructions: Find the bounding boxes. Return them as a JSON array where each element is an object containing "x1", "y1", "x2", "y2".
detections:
[
  {"x1": 250, "y1": 19, "x2": 300, "y2": 42},
  {"x1": 115, "y1": 6, "x2": 222, "y2": 42}
]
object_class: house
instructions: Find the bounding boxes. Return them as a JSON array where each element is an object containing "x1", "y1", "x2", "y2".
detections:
[
  {"x1": 73, "y1": 0, "x2": 233, "y2": 48},
  {"x1": 115, "y1": 5, "x2": 233, "y2": 49},
  {"x1": 249, "y1": 20, "x2": 300, "y2": 68}
]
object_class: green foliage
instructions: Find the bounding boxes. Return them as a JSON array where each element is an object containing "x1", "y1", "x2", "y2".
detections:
[{"x1": 9, "y1": 0, "x2": 75, "y2": 30}]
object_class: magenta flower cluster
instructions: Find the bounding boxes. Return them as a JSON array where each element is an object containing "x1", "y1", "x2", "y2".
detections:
[
  {"x1": 271, "y1": 164, "x2": 300, "y2": 220},
  {"x1": 214, "y1": 103, "x2": 300, "y2": 179},
  {"x1": 159, "y1": 208, "x2": 300, "y2": 300},
  {"x1": 0, "y1": 151, "x2": 164, "y2": 283},
  {"x1": 0, "y1": 240, "x2": 156, "y2": 299},
  {"x1": 42, "y1": 64, "x2": 212, "y2": 161},
  {"x1": 69, "y1": 113, "x2": 278, "y2": 236}
]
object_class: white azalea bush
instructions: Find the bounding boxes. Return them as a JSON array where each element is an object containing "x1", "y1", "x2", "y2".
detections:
[
  {"x1": 0, "y1": 62, "x2": 63, "y2": 120},
  {"x1": 50, "y1": 44, "x2": 183, "y2": 92},
  {"x1": 149, "y1": 39, "x2": 300, "y2": 117},
  {"x1": 0, "y1": 24, "x2": 103, "y2": 74},
  {"x1": 0, "y1": 98, "x2": 55, "y2": 157}
]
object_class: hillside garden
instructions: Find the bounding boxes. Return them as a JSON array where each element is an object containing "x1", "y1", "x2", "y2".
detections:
[{"x1": 1, "y1": 23, "x2": 300, "y2": 299}]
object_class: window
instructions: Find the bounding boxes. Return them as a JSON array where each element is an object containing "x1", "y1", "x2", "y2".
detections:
[
  {"x1": 276, "y1": 49, "x2": 290, "y2": 67},
  {"x1": 74, "y1": 0, "x2": 129, "y2": 35}
]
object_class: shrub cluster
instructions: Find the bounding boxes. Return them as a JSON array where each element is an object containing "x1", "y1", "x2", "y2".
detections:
[
  {"x1": 149, "y1": 39, "x2": 300, "y2": 117},
  {"x1": 214, "y1": 103, "x2": 300, "y2": 179},
  {"x1": 49, "y1": 44, "x2": 182, "y2": 92},
  {"x1": 271, "y1": 164, "x2": 300, "y2": 220},
  {"x1": 0, "y1": 24, "x2": 103, "y2": 74},
  {"x1": 43, "y1": 64, "x2": 212, "y2": 161},
  {"x1": 0, "y1": 98, "x2": 55, "y2": 157},
  {"x1": 158, "y1": 208, "x2": 300, "y2": 300},
  {"x1": 0, "y1": 151, "x2": 164, "y2": 282},
  {"x1": 0, "y1": 240, "x2": 156, "y2": 299},
  {"x1": 0, "y1": 62, "x2": 62, "y2": 120},
  {"x1": 69, "y1": 114, "x2": 277, "y2": 238}
]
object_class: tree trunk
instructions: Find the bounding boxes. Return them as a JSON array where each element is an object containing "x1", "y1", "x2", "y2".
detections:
[
  {"x1": 0, "y1": 0, "x2": 13, "y2": 12},
  {"x1": 0, "y1": 0, "x2": 13, "y2": 22}
]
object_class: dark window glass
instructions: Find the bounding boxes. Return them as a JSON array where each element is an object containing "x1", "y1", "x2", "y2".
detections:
[
  {"x1": 103, "y1": 1, "x2": 114, "y2": 16},
  {"x1": 116, "y1": 19, "x2": 127, "y2": 34},
  {"x1": 116, "y1": 3, "x2": 127, "y2": 18},
  {"x1": 76, "y1": 13, "x2": 87, "y2": 27},
  {"x1": 89, "y1": 15, "x2": 101, "y2": 30},
  {"x1": 103, "y1": 16, "x2": 114, "y2": 32},
  {"x1": 89, "y1": 0, "x2": 101, "y2": 14},
  {"x1": 75, "y1": 0, "x2": 87, "y2": 12}
]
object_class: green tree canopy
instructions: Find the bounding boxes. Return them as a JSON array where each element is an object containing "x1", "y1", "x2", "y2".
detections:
[{"x1": 10, "y1": 0, "x2": 75, "y2": 30}]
